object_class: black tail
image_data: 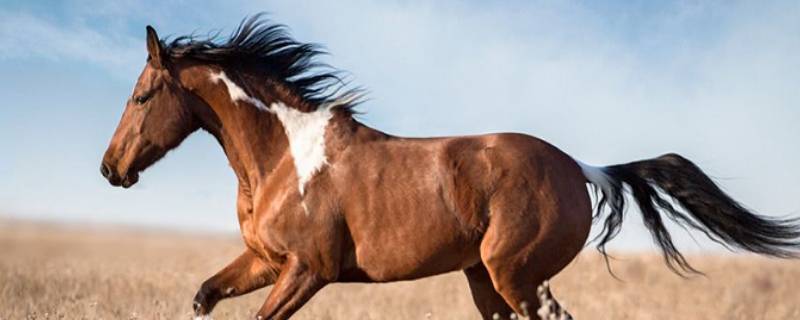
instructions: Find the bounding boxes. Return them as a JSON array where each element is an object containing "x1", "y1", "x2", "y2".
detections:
[{"x1": 579, "y1": 153, "x2": 800, "y2": 275}]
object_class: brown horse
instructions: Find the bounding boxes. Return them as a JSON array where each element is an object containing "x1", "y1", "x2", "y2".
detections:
[{"x1": 101, "y1": 16, "x2": 800, "y2": 319}]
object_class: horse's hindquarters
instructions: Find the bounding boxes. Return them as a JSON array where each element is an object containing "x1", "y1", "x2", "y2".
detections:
[{"x1": 475, "y1": 136, "x2": 592, "y2": 316}]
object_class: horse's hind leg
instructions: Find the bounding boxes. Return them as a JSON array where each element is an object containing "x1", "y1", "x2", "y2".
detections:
[
  {"x1": 464, "y1": 263, "x2": 514, "y2": 319},
  {"x1": 536, "y1": 280, "x2": 573, "y2": 320},
  {"x1": 479, "y1": 177, "x2": 590, "y2": 318},
  {"x1": 481, "y1": 229, "x2": 582, "y2": 319}
]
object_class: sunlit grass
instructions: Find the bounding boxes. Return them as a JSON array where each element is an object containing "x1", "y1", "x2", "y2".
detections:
[{"x1": 1, "y1": 220, "x2": 799, "y2": 319}]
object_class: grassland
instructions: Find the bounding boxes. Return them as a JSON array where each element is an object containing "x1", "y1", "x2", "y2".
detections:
[{"x1": 1, "y1": 219, "x2": 799, "y2": 320}]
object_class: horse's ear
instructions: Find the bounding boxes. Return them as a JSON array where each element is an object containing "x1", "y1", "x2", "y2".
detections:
[{"x1": 146, "y1": 25, "x2": 167, "y2": 69}]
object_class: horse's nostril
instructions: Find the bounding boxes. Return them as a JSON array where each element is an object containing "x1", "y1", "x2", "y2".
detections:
[
  {"x1": 101, "y1": 162, "x2": 126, "y2": 186},
  {"x1": 100, "y1": 163, "x2": 112, "y2": 179}
]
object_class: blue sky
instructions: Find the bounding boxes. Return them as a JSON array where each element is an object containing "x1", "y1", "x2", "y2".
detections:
[{"x1": 1, "y1": 0, "x2": 799, "y2": 252}]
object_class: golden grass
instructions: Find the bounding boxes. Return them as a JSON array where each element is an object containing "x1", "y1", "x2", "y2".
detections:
[{"x1": 1, "y1": 219, "x2": 799, "y2": 320}]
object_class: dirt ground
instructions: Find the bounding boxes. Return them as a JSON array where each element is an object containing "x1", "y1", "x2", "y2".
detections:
[{"x1": 1, "y1": 219, "x2": 798, "y2": 320}]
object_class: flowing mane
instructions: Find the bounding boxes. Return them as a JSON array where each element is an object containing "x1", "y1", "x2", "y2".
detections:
[{"x1": 161, "y1": 14, "x2": 362, "y2": 111}]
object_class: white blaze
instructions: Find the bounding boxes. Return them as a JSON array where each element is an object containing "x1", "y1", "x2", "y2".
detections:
[{"x1": 209, "y1": 70, "x2": 334, "y2": 198}]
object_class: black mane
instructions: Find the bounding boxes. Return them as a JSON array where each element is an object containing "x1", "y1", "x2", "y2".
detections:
[{"x1": 162, "y1": 14, "x2": 361, "y2": 109}]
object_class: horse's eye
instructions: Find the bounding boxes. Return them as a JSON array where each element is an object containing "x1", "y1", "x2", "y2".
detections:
[{"x1": 133, "y1": 94, "x2": 150, "y2": 105}]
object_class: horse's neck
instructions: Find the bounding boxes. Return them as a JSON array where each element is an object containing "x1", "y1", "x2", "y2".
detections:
[
  {"x1": 207, "y1": 105, "x2": 288, "y2": 187},
  {"x1": 190, "y1": 82, "x2": 289, "y2": 189},
  {"x1": 183, "y1": 65, "x2": 389, "y2": 192},
  {"x1": 212, "y1": 108, "x2": 389, "y2": 193}
]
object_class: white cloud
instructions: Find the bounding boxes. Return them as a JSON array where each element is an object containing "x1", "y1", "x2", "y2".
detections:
[{"x1": 0, "y1": 10, "x2": 142, "y2": 77}]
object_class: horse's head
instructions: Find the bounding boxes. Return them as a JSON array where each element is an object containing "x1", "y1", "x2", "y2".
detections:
[{"x1": 101, "y1": 26, "x2": 201, "y2": 188}]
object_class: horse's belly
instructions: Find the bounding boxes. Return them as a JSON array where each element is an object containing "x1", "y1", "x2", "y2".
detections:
[
  {"x1": 342, "y1": 206, "x2": 483, "y2": 282},
  {"x1": 333, "y1": 137, "x2": 495, "y2": 282}
]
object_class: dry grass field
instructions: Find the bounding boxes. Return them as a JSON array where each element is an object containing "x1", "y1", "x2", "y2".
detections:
[{"x1": 1, "y1": 219, "x2": 799, "y2": 320}]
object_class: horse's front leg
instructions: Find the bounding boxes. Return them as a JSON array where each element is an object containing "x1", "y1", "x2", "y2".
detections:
[
  {"x1": 193, "y1": 249, "x2": 276, "y2": 317},
  {"x1": 254, "y1": 254, "x2": 327, "y2": 320}
]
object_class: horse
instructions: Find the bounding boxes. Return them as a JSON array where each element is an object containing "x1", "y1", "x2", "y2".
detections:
[{"x1": 100, "y1": 16, "x2": 800, "y2": 319}]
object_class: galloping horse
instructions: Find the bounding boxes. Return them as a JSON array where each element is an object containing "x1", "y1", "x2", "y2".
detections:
[{"x1": 101, "y1": 16, "x2": 800, "y2": 319}]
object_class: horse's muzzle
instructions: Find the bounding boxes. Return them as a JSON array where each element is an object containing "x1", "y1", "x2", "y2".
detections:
[{"x1": 100, "y1": 162, "x2": 138, "y2": 188}]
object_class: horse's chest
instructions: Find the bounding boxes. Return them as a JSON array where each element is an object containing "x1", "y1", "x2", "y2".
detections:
[
  {"x1": 235, "y1": 189, "x2": 262, "y2": 254},
  {"x1": 238, "y1": 204, "x2": 286, "y2": 261},
  {"x1": 245, "y1": 181, "x2": 312, "y2": 261}
]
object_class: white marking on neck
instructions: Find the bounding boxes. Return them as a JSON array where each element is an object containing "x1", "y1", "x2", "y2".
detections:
[
  {"x1": 209, "y1": 71, "x2": 270, "y2": 112},
  {"x1": 269, "y1": 101, "x2": 333, "y2": 196},
  {"x1": 209, "y1": 70, "x2": 336, "y2": 202}
]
